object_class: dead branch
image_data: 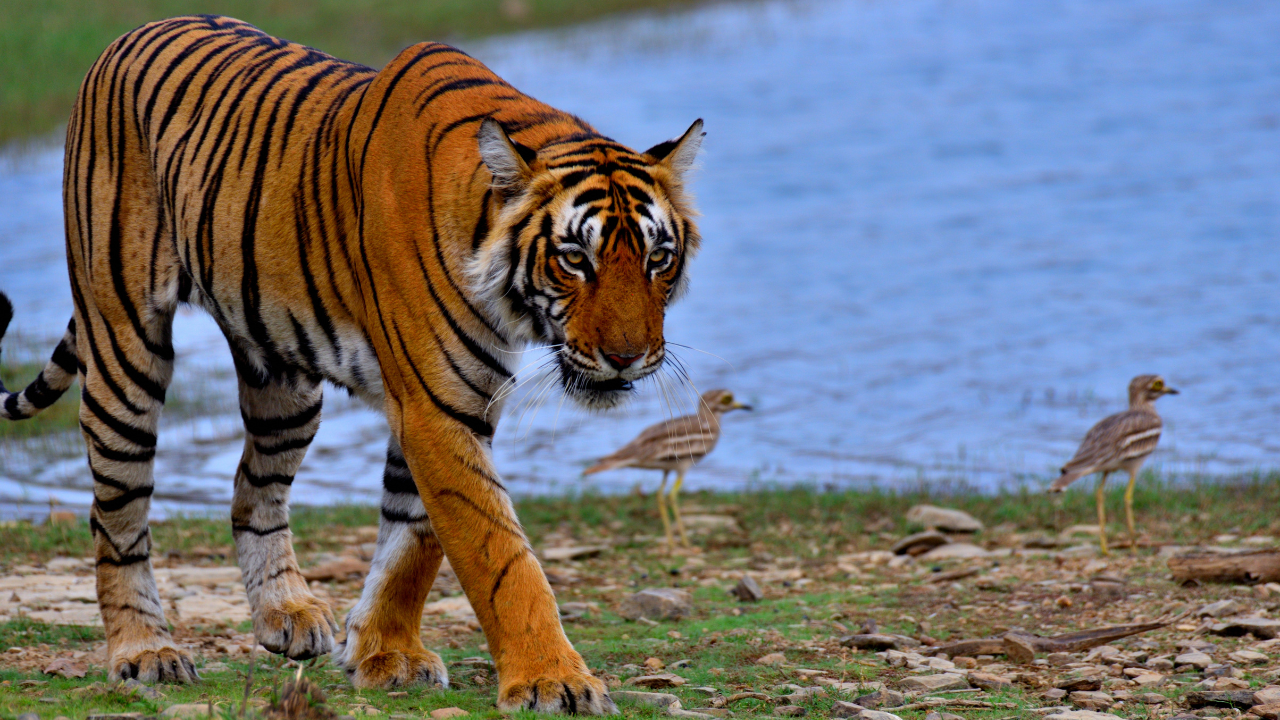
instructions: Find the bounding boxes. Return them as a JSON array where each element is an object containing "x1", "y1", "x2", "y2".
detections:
[
  {"x1": 1169, "y1": 549, "x2": 1280, "y2": 584},
  {"x1": 927, "y1": 621, "x2": 1167, "y2": 657}
]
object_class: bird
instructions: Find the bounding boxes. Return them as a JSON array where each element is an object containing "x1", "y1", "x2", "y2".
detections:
[
  {"x1": 1049, "y1": 374, "x2": 1178, "y2": 554},
  {"x1": 584, "y1": 388, "x2": 751, "y2": 551}
]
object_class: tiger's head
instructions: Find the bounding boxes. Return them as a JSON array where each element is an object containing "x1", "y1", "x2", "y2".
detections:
[{"x1": 471, "y1": 118, "x2": 704, "y2": 410}]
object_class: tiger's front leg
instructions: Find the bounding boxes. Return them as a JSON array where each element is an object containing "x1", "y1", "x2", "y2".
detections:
[
  {"x1": 398, "y1": 414, "x2": 616, "y2": 715},
  {"x1": 335, "y1": 438, "x2": 449, "y2": 689}
]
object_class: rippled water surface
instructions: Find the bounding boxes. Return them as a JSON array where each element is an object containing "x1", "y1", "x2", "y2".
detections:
[{"x1": 1, "y1": 0, "x2": 1278, "y2": 517}]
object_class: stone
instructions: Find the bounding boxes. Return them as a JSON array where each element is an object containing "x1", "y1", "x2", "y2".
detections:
[
  {"x1": 428, "y1": 709, "x2": 469, "y2": 720},
  {"x1": 1134, "y1": 693, "x2": 1168, "y2": 704},
  {"x1": 87, "y1": 715, "x2": 144, "y2": 720},
  {"x1": 610, "y1": 691, "x2": 682, "y2": 710},
  {"x1": 1209, "y1": 618, "x2": 1280, "y2": 639},
  {"x1": 896, "y1": 674, "x2": 969, "y2": 692},
  {"x1": 173, "y1": 594, "x2": 251, "y2": 624},
  {"x1": 1252, "y1": 704, "x2": 1280, "y2": 720},
  {"x1": 43, "y1": 657, "x2": 87, "y2": 678},
  {"x1": 1256, "y1": 687, "x2": 1280, "y2": 705},
  {"x1": 731, "y1": 576, "x2": 764, "y2": 602},
  {"x1": 853, "y1": 689, "x2": 904, "y2": 708},
  {"x1": 919, "y1": 542, "x2": 990, "y2": 560},
  {"x1": 1069, "y1": 691, "x2": 1114, "y2": 710},
  {"x1": 619, "y1": 588, "x2": 692, "y2": 621},
  {"x1": 162, "y1": 706, "x2": 214, "y2": 718},
  {"x1": 1043, "y1": 689, "x2": 1068, "y2": 700},
  {"x1": 1198, "y1": 599, "x2": 1245, "y2": 618},
  {"x1": 627, "y1": 673, "x2": 687, "y2": 689},
  {"x1": 1231, "y1": 650, "x2": 1270, "y2": 664},
  {"x1": 905, "y1": 505, "x2": 984, "y2": 533},
  {"x1": 840, "y1": 634, "x2": 914, "y2": 651},
  {"x1": 1130, "y1": 673, "x2": 1165, "y2": 687},
  {"x1": 968, "y1": 671, "x2": 1014, "y2": 690},
  {"x1": 1043, "y1": 712, "x2": 1125, "y2": 720},
  {"x1": 670, "y1": 711, "x2": 717, "y2": 720},
  {"x1": 831, "y1": 701, "x2": 864, "y2": 718},
  {"x1": 859, "y1": 712, "x2": 904, "y2": 720},
  {"x1": 423, "y1": 595, "x2": 477, "y2": 621},
  {"x1": 1055, "y1": 675, "x2": 1104, "y2": 692},
  {"x1": 776, "y1": 706, "x2": 806, "y2": 717},
  {"x1": 757, "y1": 652, "x2": 786, "y2": 666},
  {"x1": 541, "y1": 545, "x2": 608, "y2": 562},
  {"x1": 1175, "y1": 650, "x2": 1213, "y2": 669},
  {"x1": 17, "y1": 714, "x2": 41, "y2": 720},
  {"x1": 301, "y1": 557, "x2": 369, "y2": 581},
  {"x1": 1184, "y1": 690, "x2": 1257, "y2": 708},
  {"x1": 891, "y1": 530, "x2": 950, "y2": 556},
  {"x1": 1004, "y1": 634, "x2": 1037, "y2": 664}
]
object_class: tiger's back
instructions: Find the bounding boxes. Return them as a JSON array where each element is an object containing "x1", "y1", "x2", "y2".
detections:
[{"x1": 2, "y1": 14, "x2": 705, "y2": 713}]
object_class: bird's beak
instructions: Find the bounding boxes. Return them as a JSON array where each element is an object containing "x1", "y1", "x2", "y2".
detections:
[
  {"x1": 732, "y1": 402, "x2": 753, "y2": 411},
  {"x1": 1164, "y1": 387, "x2": 1179, "y2": 395}
]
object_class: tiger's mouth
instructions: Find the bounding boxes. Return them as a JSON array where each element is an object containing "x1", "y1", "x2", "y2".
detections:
[{"x1": 557, "y1": 355, "x2": 637, "y2": 409}]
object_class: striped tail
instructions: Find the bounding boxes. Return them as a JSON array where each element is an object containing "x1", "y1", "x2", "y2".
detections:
[{"x1": 0, "y1": 293, "x2": 80, "y2": 421}]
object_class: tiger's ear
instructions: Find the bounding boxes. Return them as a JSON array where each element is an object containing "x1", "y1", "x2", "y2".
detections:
[
  {"x1": 478, "y1": 117, "x2": 537, "y2": 192},
  {"x1": 644, "y1": 118, "x2": 704, "y2": 176}
]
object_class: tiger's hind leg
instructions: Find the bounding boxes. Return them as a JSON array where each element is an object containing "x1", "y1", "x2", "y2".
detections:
[
  {"x1": 78, "y1": 304, "x2": 196, "y2": 683},
  {"x1": 336, "y1": 437, "x2": 448, "y2": 689},
  {"x1": 232, "y1": 368, "x2": 336, "y2": 659}
]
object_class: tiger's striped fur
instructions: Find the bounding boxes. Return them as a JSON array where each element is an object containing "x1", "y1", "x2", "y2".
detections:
[{"x1": 0, "y1": 15, "x2": 703, "y2": 712}]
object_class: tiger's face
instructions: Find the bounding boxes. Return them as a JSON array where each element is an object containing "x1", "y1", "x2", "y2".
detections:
[{"x1": 472, "y1": 118, "x2": 704, "y2": 409}]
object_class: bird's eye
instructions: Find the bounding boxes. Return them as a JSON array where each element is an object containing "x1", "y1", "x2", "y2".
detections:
[
  {"x1": 722, "y1": 395, "x2": 733, "y2": 404},
  {"x1": 649, "y1": 249, "x2": 669, "y2": 264},
  {"x1": 564, "y1": 250, "x2": 587, "y2": 265},
  {"x1": 1151, "y1": 380, "x2": 1163, "y2": 390}
]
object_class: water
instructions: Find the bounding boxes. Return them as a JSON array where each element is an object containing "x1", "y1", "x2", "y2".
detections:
[{"x1": 1, "y1": 0, "x2": 1278, "y2": 517}]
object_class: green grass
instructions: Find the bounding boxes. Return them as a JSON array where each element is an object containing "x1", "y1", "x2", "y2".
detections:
[{"x1": 0, "y1": 0, "x2": 714, "y2": 146}]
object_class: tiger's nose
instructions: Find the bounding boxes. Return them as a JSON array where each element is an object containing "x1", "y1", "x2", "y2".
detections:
[{"x1": 604, "y1": 353, "x2": 643, "y2": 370}]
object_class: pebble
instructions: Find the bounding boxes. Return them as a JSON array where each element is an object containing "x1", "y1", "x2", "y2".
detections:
[
  {"x1": 1174, "y1": 650, "x2": 1214, "y2": 669},
  {"x1": 428, "y1": 709, "x2": 469, "y2": 720},
  {"x1": 757, "y1": 652, "x2": 787, "y2": 666},
  {"x1": 775, "y1": 706, "x2": 806, "y2": 717},
  {"x1": 610, "y1": 691, "x2": 682, "y2": 710},
  {"x1": 619, "y1": 587, "x2": 693, "y2": 621},
  {"x1": 896, "y1": 673, "x2": 969, "y2": 692},
  {"x1": 162, "y1": 706, "x2": 213, "y2": 718}
]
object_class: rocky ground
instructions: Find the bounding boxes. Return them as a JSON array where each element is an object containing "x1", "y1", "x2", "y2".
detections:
[{"x1": 3, "y1": 487, "x2": 1280, "y2": 720}]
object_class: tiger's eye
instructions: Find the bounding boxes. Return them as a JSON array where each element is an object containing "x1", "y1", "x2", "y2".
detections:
[
  {"x1": 564, "y1": 250, "x2": 586, "y2": 265},
  {"x1": 648, "y1": 249, "x2": 669, "y2": 263}
]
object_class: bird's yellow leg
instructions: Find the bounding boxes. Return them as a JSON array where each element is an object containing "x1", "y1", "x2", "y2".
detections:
[
  {"x1": 1125, "y1": 469, "x2": 1138, "y2": 552},
  {"x1": 657, "y1": 471, "x2": 673, "y2": 553},
  {"x1": 1095, "y1": 472, "x2": 1110, "y2": 556},
  {"x1": 669, "y1": 469, "x2": 690, "y2": 548}
]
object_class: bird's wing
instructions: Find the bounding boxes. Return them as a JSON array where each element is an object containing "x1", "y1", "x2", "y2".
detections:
[
  {"x1": 583, "y1": 413, "x2": 718, "y2": 473},
  {"x1": 1050, "y1": 410, "x2": 1162, "y2": 491}
]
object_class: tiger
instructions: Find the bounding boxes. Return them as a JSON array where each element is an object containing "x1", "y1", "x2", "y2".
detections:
[{"x1": 0, "y1": 15, "x2": 703, "y2": 713}]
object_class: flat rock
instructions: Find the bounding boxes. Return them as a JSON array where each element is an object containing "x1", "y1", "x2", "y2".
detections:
[
  {"x1": 1069, "y1": 691, "x2": 1113, "y2": 710},
  {"x1": 162, "y1": 706, "x2": 214, "y2": 718},
  {"x1": 860, "y1": 712, "x2": 904, "y2": 720},
  {"x1": 174, "y1": 594, "x2": 251, "y2": 624},
  {"x1": 619, "y1": 588, "x2": 692, "y2": 621},
  {"x1": 1185, "y1": 690, "x2": 1257, "y2": 708},
  {"x1": 1231, "y1": 649, "x2": 1270, "y2": 664},
  {"x1": 541, "y1": 545, "x2": 608, "y2": 562},
  {"x1": 1134, "y1": 693, "x2": 1168, "y2": 704},
  {"x1": 669, "y1": 711, "x2": 718, "y2": 720},
  {"x1": 1209, "y1": 617, "x2": 1280, "y2": 639},
  {"x1": 1004, "y1": 634, "x2": 1037, "y2": 664},
  {"x1": 1175, "y1": 650, "x2": 1213, "y2": 669},
  {"x1": 43, "y1": 657, "x2": 87, "y2": 678},
  {"x1": 626, "y1": 673, "x2": 687, "y2": 689},
  {"x1": 896, "y1": 674, "x2": 969, "y2": 692},
  {"x1": 731, "y1": 576, "x2": 763, "y2": 602},
  {"x1": 840, "y1": 633, "x2": 915, "y2": 651},
  {"x1": 300, "y1": 557, "x2": 369, "y2": 582},
  {"x1": 853, "y1": 689, "x2": 904, "y2": 708},
  {"x1": 919, "y1": 543, "x2": 990, "y2": 561},
  {"x1": 1255, "y1": 687, "x2": 1280, "y2": 705},
  {"x1": 775, "y1": 706, "x2": 806, "y2": 717},
  {"x1": 1252, "y1": 703, "x2": 1280, "y2": 720},
  {"x1": 428, "y1": 709, "x2": 469, "y2": 720},
  {"x1": 891, "y1": 530, "x2": 950, "y2": 556},
  {"x1": 423, "y1": 595, "x2": 477, "y2": 621},
  {"x1": 906, "y1": 505, "x2": 984, "y2": 533},
  {"x1": 610, "y1": 691, "x2": 682, "y2": 710},
  {"x1": 756, "y1": 652, "x2": 787, "y2": 666},
  {"x1": 1044, "y1": 712, "x2": 1125, "y2": 720},
  {"x1": 681, "y1": 514, "x2": 741, "y2": 532},
  {"x1": 1198, "y1": 599, "x2": 1245, "y2": 618},
  {"x1": 968, "y1": 671, "x2": 1014, "y2": 690},
  {"x1": 831, "y1": 701, "x2": 864, "y2": 718},
  {"x1": 162, "y1": 566, "x2": 242, "y2": 586}
]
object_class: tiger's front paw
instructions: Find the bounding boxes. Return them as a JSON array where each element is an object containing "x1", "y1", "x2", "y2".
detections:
[
  {"x1": 110, "y1": 644, "x2": 200, "y2": 684},
  {"x1": 499, "y1": 673, "x2": 617, "y2": 715},
  {"x1": 346, "y1": 649, "x2": 449, "y2": 689},
  {"x1": 254, "y1": 595, "x2": 337, "y2": 660}
]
